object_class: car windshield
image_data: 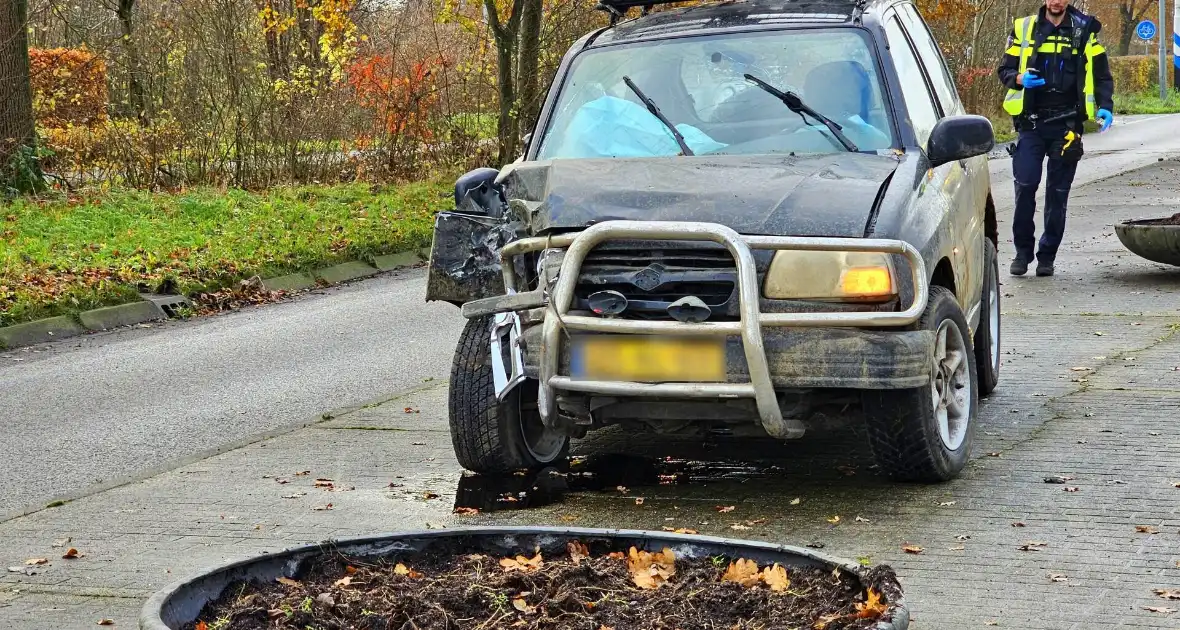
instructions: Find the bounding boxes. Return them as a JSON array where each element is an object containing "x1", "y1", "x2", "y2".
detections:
[{"x1": 535, "y1": 28, "x2": 895, "y2": 160}]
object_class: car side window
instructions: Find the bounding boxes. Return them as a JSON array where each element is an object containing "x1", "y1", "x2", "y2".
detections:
[
  {"x1": 897, "y1": 3, "x2": 962, "y2": 115},
  {"x1": 884, "y1": 14, "x2": 939, "y2": 147}
]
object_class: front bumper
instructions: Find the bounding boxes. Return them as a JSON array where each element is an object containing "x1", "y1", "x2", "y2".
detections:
[
  {"x1": 484, "y1": 220, "x2": 929, "y2": 440},
  {"x1": 521, "y1": 326, "x2": 935, "y2": 390}
]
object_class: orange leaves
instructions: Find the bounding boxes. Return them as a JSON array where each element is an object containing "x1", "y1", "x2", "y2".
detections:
[
  {"x1": 721, "y1": 559, "x2": 791, "y2": 592},
  {"x1": 855, "y1": 588, "x2": 887, "y2": 619},
  {"x1": 28, "y1": 48, "x2": 109, "y2": 128},
  {"x1": 500, "y1": 553, "x2": 544, "y2": 573},
  {"x1": 567, "y1": 541, "x2": 590, "y2": 564},
  {"x1": 626, "y1": 547, "x2": 676, "y2": 589},
  {"x1": 346, "y1": 54, "x2": 443, "y2": 140},
  {"x1": 393, "y1": 563, "x2": 422, "y2": 578}
]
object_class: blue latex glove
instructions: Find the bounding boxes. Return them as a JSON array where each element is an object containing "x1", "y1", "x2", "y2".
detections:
[
  {"x1": 1096, "y1": 108, "x2": 1113, "y2": 132},
  {"x1": 1020, "y1": 71, "x2": 1045, "y2": 89}
]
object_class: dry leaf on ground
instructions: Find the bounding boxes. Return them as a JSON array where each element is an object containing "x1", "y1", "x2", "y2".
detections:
[
  {"x1": 938, "y1": 501, "x2": 956, "y2": 507},
  {"x1": 311, "y1": 504, "x2": 333, "y2": 511},
  {"x1": 716, "y1": 505, "x2": 736, "y2": 513},
  {"x1": 512, "y1": 597, "x2": 536, "y2": 614},
  {"x1": 1136, "y1": 525, "x2": 1160, "y2": 534},
  {"x1": 826, "y1": 515, "x2": 841, "y2": 525},
  {"x1": 453, "y1": 507, "x2": 479, "y2": 516},
  {"x1": 790, "y1": 498, "x2": 801, "y2": 505},
  {"x1": 902, "y1": 545, "x2": 924, "y2": 554},
  {"x1": 52, "y1": 538, "x2": 71, "y2": 548},
  {"x1": 195, "y1": 622, "x2": 208, "y2": 630},
  {"x1": 949, "y1": 545, "x2": 966, "y2": 551},
  {"x1": 1145, "y1": 606, "x2": 1178, "y2": 614},
  {"x1": 314, "y1": 478, "x2": 334, "y2": 488},
  {"x1": 62, "y1": 548, "x2": 82, "y2": 559},
  {"x1": 567, "y1": 541, "x2": 590, "y2": 564},
  {"x1": 393, "y1": 563, "x2": 422, "y2": 578},
  {"x1": 276, "y1": 577, "x2": 300, "y2": 587},
  {"x1": 25, "y1": 558, "x2": 49, "y2": 565},
  {"x1": 761, "y1": 563, "x2": 790, "y2": 592},
  {"x1": 627, "y1": 547, "x2": 675, "y2": 589},
  {"x1": 661, "y1": 527, "x2": 699, "y2": 534},
  {"x1": 607, "y1": 551, "x2": 625, "y2": 560},
  {"x1": 333, "y1": 576, "x2": 352, "y2": 588},
  {"x1": 1018, "y1": 541, "x2": 1048, "y2": 551},
  {"x1": 1063, "y1": 487, "x2": 1080, "y2": 492},
  {"x1": 722, "y1": 558, "x2": 761, "y2": 587},
  {"x1": 730, "y1": 524, "x2": 752, "y2": 531},
  {"x1": 1011, "y1": 522, "x2": 1026, "y2": 527},
  {"x1": 1049, "y1": 574, "x2": 1068, "y2": 583},
  {"x1": 1155, "y1": 589, "x2": 1180, "y2": 599},
  {"x1": 855, "y1": 588, "x2": 887, "y2": 619},
  {"x1": 500, "y1": 553, "x2": 543, "y2": 573},
  {"x1": 635, "y1": 497, "x2": 645, "y2": 506},
  {"x1": 96, "y1": 620, "x2": 115, "y2": 626}
]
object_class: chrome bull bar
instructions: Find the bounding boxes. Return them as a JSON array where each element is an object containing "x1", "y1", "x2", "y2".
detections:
[{"x1": 498, "y1": 220, "x2": 929, "y2": 440}]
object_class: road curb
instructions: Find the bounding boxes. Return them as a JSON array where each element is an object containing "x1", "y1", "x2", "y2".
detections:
[{"x1": 0, "y1": 247, "x2": 429, "y2": 351}]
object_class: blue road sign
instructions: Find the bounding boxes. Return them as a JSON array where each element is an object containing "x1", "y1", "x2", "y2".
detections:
[{"x1": 1135, "y1": 20, "x2": 1156, "y2": 41}]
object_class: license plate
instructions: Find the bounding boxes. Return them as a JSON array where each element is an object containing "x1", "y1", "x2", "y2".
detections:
[{"x1": 570, "y1": 335, "x2": 726, "y2": 383}]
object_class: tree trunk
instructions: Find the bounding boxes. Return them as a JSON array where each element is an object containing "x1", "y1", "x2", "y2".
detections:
[
  {"x1": 0, "y1": 0, "x2": 38, "y2": 176},
  {"x1": 515, "y1": 0, "x2": 542, "y2": 139},
  {"x1": 116, "y1": 0, "x2": 149, "y2": 123},
  {"x1": 1118, "y1": 4, "x2": 1134, "y2": 55},
  {"x1": 485, "y1": 0, "x2": 522, "y2": 166}
]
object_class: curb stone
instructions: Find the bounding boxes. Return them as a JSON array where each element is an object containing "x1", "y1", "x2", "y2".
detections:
[{"x1": 0, "y1": 248, "x2": 429, "y2": 350}]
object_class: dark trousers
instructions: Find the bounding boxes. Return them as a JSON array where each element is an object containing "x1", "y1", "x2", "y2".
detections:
[{"x1": 1011, "y1": 122, "x2": 1079, "y2": 263}]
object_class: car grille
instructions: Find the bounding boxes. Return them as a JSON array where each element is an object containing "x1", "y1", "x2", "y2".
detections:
[{"x1": 574, "y1": 242, "x2": 738, "y2": 319}]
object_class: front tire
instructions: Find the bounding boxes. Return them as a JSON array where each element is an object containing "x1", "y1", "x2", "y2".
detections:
[
  {"x1": 448, "y1": 316, "x2": 569, "y2": 473},
  {"x1": 974, "y1": 239, "x2": 1001, "y2": 396},
  {"x1": 862, "y1": 286, "x2": 979, "y2": 482}
]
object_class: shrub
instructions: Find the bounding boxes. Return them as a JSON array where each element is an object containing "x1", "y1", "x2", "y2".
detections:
[
  {"x1": 1109, "y1": 55, "x2": 1175, "y2": 96},
  {"x1": 29, "y1": 48, "x2": 109, "y2": 128}
]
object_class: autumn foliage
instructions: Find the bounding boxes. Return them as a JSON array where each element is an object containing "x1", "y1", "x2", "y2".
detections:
[{"x1": 28, "y1": 48, "x2": 108, "y2": 128}]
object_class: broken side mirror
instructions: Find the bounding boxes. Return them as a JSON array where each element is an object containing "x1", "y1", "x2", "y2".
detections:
[{"x1": 454, "y1": 167, "x2": 505, "y2": 217}]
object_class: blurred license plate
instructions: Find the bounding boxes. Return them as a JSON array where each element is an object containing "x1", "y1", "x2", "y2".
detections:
[{"x1": 570, "y1": 335, "x2": 726, "y2": 383}]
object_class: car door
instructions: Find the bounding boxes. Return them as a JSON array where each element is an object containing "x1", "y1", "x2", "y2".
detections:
[
  {"x1": 887, "y1": 4, "x2": 977, "y2": 320},
  {"x1": 895, "y1": 3, "x2": 986, "y2": 322}
]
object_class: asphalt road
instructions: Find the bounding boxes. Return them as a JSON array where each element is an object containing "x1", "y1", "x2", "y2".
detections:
[{"x1": 3, "y1": 113, "x2": 1180, "y2": 518}]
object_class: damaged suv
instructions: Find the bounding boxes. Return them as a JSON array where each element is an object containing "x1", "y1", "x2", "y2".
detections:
[{"x1": 427, "y1": 0, "x2": 1001, "y2": 482}]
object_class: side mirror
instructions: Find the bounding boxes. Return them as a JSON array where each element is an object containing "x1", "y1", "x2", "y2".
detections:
[
  {"x1": 454, "y1": 167, "x2": 504, "y2": 216},
  {"x1": 926, "y1": 115, "x2": 995, "y2": 168}
]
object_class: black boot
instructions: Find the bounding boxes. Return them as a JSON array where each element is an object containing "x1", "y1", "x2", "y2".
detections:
[
  {"x1": 1010, "y1": 257, "x2": 1030, "y2": 276},
  {"x1": 1036, "y1": 260, "x2": 1054, "y2": 277}
]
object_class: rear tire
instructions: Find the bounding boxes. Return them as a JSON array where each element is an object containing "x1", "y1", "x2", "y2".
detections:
[
  {"x1": 862, "y1": 286, "x2": 978, "y2": 482},
  {"x1": 448, "y1": 316, "x2": 569, "y2": 473},
  {"x1": 974, "y1": 239, "x2": 1001, "y2": 396}
]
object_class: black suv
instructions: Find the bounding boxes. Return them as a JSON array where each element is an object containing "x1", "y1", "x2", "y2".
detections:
[{"x1": 427, "y1": 0, "x2": 1001, "y2": 482}]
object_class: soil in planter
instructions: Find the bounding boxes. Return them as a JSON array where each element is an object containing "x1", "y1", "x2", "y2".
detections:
[
  {"x1": 187, "y1": 541, "x2": 901, "y2": 630},
  {"x1": 1134, "y1": 212, "x2": 1180, "y2": 226}
]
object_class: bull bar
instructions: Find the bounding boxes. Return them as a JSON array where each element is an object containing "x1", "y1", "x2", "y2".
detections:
[{"x1": 492, "y1": 220, "x2": 929, "y2": 440}]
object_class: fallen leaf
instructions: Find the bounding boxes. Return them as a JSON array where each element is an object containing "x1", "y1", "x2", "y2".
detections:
[
  {"x1": 616, "y1": 486, "x2": 628, "y2": 493},
  {"x1": 1070, "y1": 366, "x2": 1092, "y2": 371},
  {"x1": 1018, "y1": 541, "x2": 1047, "y2": 551},
  {"x1": 512, "y1": 597, "x2": 536, "y2": 614},
  {"x1": 196, "y1": 622, "x2": 208, "y2": 630},
  {"x1": 1136, "y1": 525, "x2": 1161, "y2": 534},
  {"x1": 745, "y1": 518, "x2": 768, "y2": 526},
  {"x1": 806, "y1": 541, "x2": 826, "y2": 549},
  {"x1": 333, "y1": 576, "x2": 352, "y2": 588},
  {"x1": 634, "y1": 497, "x2": 645, "y2": 506},
  {"x1": 949, "y1": 545, "x2": 966, "y2": 551},
  {"x1": 559, "y1": 514, "x2": 578, "y2": 523},
  {"x1": 25, "y1": 558, "x2": 49, "y2": 565},
  {"x1": 627, "y1": 547, "x2": 675, "y2": 589},
  {"x1": 453, "y1": 507, "x2": 480, "y2": 516},
  {"x1": 730, "y1": 524, "x2": 751, "y2": 531},
  {"x1": 62, "y1": 548, "x2": 83, "y2": 559},
  {"x1": 1145, "y1": 606, "x2": 1177, "y2": 614},
  {"x1": 8, "y1": 567, "x2": 27, "y2": 573},
  {"x1": 716, "y1": 505, "x2": 736, "y2": 513},
  {"x1": 854, "y1": 588, "x2": 888, "y2": 620},
  {"x1": 567, "y1": 541, "x2": 590, "y2": 564},
  {"x1": 1063, "y1": 487, "x2": 1080, "y2": 492},
  {"x1": 393, "y1": 563, "x2": 422, "y2": 578},
  {"x1": 294, "y1": 470, "x2": 310, "y2": 476},
  {"x1": 826, "y1": 515, "x2": 841, "y2": 525},
  {"x1": 955, "y1": 534, "x2": 971, "y2": 541},
  {"x1": 276, "y1": 577, "x2": 301, "y2": 587},
  {"x1": 311, "y1": 503, "x2": 333, "y2": 511},
  {"x1": 1043, "y1": 475, "x2": 1075, "y2": 484},
  {"x1": 607, "y1": 551, "x2": 625, "y2": 560},
  {"x1": 1012, "y1": 522, "x2": 1026, "y2": 527},
  {"x1": 722, "y1": 558, "x2": 762, "y2": 587},
  {"x1": 1049, "y1": 573, "x2": 1068, "y2": 583},
  {"x1": 854, "y1": 516, "x2": 871, "y2": 524},
  {"x1": 902, "y1": 545, "x2": 924, "y2": 554},
  {"x1": 761, "y1": 563, "x2": 790, "y2": 592},
  {"x1": 1172, "y1": 482, "x2": 1180, "y2": 488},
  {"x1": 938, "y1": 501, "x2": 957, "y2": 507},
  {"x1": 789, "y1": 498, "x2": 801, "y2": 506},
  {"x1": 815, "y1": 613, "x2": 842, "y2": 629},
  {"x1": 1094, "y1": 331, "x2": 1105, "y2": 336},
  {"x1": 51, "y1": 538, "x2": 71, "y2": 548},
  {"x1": 985, "y1": 621, "x2": 999, "y2": 626},
  {"x1": 1154, "y1": 589, "x2": 1180, "y2": 600},
  {"x1": 1149, "y1": 431, "x2": 1162, "y2": 436},
  {"x1": 314, "y1": 478, "x2": 334, "y2": 488},
  {"x1": 281, "y1": 492, "x2": 307, "y2": 499},
  {"x1": 661, "y1": 527, "x2": 699, "y2": 534},
  {"x1": 423, "y1": 492, "x2": 440, "y2": 500},
  {"x1": 500, "y1": 553, "x2": 544, "y2": 573},
  {"x1": 97, "y1": 620, "x2": 115, "y2": 626},
  {"x1": 986, "y1": 452, "x2": 1001, "y2": 457},
  {"x1": 345, "y1": 566, "x2": 358, "y2": 574}
]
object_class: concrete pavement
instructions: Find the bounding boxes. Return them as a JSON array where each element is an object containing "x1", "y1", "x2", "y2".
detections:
[{"x1": 3, "y1": 151, "x2": 1180, "y2": 628}]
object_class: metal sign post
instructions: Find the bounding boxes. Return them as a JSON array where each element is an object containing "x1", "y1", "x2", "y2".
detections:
[
  {"x1": 1162, "y1": 0, "x2": 1168, "y2": 98},
  {"x1": 1174, "y1": 0, "x2": 1179, "y2": 91}
]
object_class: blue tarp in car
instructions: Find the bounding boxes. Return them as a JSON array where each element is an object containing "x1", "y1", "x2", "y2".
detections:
[{"x1": 551, "y1": 95, "x2": 727, "y2": 158}]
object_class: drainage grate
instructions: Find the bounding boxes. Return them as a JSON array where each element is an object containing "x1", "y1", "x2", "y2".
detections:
[{"x1": 139, "y1": 293, "x2": 193, "y2": 319}]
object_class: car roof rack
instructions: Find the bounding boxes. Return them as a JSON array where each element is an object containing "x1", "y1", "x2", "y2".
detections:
[{"x1": 593, "y1": 0, "x2": 697, "y2": 24}]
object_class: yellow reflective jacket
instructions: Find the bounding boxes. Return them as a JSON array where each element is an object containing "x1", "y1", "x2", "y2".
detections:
[{"x1": 1001, "y1": 11, "x2": 1107, "y2": 120}]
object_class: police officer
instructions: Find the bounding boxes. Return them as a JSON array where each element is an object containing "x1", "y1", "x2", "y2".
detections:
[{"x1": 997, "y1": 0, "x2": 1114, "y2": 277}]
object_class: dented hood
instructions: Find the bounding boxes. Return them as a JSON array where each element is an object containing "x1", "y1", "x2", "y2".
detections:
[{"x1": 500, "y1": 153, "x2": 900, "y2": 238}]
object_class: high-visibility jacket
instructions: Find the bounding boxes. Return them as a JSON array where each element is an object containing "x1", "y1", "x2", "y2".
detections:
[{"x1": 1002, "y1": 13, "x2": 1105, "y2": 120}]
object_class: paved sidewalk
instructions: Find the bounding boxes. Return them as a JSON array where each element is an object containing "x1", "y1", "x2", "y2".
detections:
[{"x1": 3, "y1": 161, "x2": 1180, "y2": 629}]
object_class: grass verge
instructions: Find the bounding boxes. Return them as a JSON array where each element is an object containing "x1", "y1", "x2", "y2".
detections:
[
  {"x1": 1115, "y1": 89, "x2": 1180, "y2": 115},
  {"x1": 1, "y1": 180, "x2": 451, "y2": 327}
]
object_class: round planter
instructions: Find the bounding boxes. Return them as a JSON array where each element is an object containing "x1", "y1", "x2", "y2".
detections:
[
  {"x1": 139, "y1": 526, "x2": 909, "y2": 630},
  {"x1": 1115, "y1": 219, "x2": 1180, "y2": 267}
]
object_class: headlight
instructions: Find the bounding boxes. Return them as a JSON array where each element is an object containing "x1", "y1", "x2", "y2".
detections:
[{"x1": 763, "y1": 251, "x2": 896, "y2": 302}]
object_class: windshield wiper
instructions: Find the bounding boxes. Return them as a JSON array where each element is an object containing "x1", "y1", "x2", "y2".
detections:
[
  {"x1": 742, "y1": 73, "x2": 859, "y2": 152},
  {"x1": 622, "y1": 75, "x2": 695, "y2": 156}
]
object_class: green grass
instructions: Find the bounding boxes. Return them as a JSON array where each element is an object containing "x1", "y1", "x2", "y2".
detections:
[
  {"x1": 0, "y1": 180, "x2": 452, "y2": 326},
  {"x1": 1115, "y1": 89, "x2": 1180, "y2": 115}
]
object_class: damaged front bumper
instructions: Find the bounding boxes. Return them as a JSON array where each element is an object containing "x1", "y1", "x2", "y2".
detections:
[{"x1": 456, "y1": 220, "x2": 930, "y2": 440}]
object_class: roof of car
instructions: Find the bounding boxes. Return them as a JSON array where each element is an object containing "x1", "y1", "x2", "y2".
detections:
[{"x1": 589, "y1": 0, "x2": 888, "y2": 47}]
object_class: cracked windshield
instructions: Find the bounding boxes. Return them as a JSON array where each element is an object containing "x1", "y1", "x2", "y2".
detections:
[{"x1": 537, "y1": 29, "x2": 895, "y2": 158}]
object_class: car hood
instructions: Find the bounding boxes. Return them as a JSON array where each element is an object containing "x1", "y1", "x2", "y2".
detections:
[{"x1": 499, "y1": 153, "x2": 901, "y2": 238}]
